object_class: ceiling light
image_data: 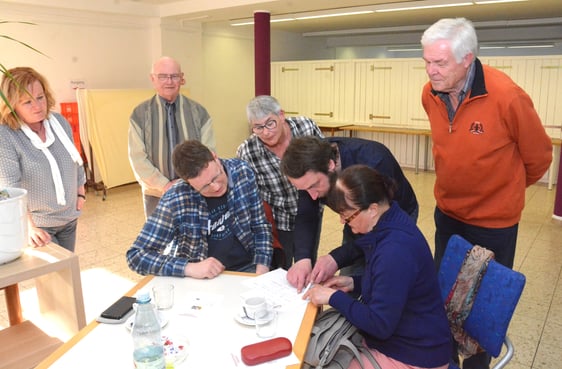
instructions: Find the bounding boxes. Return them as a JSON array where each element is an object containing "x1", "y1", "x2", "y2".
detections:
[
  {"x1": 271, "y1": 18, "x2": 295, "y2": 23},
  {"x1": 474, "y1": 0, "x2": 527, "y2": 4},
  {"x1": 295, "y1": 10, "x2": 373, "y2": 20},
  {"x1": 507, "y1": 44, "x2": 554, "y2": 48},
  {"x1": 231, "y1": 20, "x2": 255, "y2": 26},
  {"x1": 230, "y1": 0, "x2": 533, "y2": 27},
  {"x1": 387, "y1": 47, "x2": 422, "y2": 51},
  {"x1": 375, "y1": 0, "x2": 472, "y2": 12},
  {"x1": 480, "y1": 45, "x2": 506, "y2": 49}
]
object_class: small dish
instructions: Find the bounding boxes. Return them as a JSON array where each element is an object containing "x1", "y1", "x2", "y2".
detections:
[
  {"x1": 234, "y1": 310, "x2": 274, "y2": 326},
  {"x1": 126, "y1": 311, "x2": 169, "y2": 331},
  {"x1": 162, "y1": 335, "x2": 189, "y2": 365}
]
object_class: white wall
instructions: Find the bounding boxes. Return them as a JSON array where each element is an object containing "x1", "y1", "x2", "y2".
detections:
[
  {"x1": 160, "y1": 20, "x2": 205, "y2": 100},
  {"x1": 1, "y1": 4, "x2": 259, "y2": 157},
  {"x1": 201, "y1": 24, "x2": 255, "y2": 157},
  {"x1": 270, "y1": 31, "x2": 336, "y2": 61},
  {"x1": 1, "y1": 4, "x2": 155, "y2": 103}
]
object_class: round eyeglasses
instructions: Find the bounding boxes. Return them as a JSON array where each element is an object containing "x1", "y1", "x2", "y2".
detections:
[
  {"x1": 342, "y1": 208, "x2": 362, "y2": 224},
  {"x1": 252, "y1": 118, "x2": 277, "y2": 134}
]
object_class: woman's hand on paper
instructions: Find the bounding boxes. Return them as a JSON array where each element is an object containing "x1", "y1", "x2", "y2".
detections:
[
  {"x1": 303, "y1": 283, "x2": 335, "y2": 306},
  {"x1": 323, "y1": 276, "x2": 354, "y2": 293},
  {"x1": 304, "y1": 276, "x2": 354, "y2": 306}
]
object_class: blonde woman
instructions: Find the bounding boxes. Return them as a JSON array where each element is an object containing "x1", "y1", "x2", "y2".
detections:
[{"x1": 0, "y1": 67, "x2": 86, "y2": 251}]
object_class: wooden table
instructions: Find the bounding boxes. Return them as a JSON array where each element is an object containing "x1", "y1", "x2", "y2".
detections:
[
  {"x1": 0, "y1": 243, "x2": 86, "y2": 335},
  {"x1": 329, "y1": 124, "x2": 561, "y2": 186},
  {"x1": 36, "y1": 271, "x2": 318, "y2": 369},
  {"x1": 341, "y1": 124, "x2": 432, "y2": 174},
  {"x1": 317, "y1": 122, "x2": 354, "y2": 137}
]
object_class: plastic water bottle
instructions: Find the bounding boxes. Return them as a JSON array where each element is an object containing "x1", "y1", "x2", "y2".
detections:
[{"x1": 132, "y1": 289, "x2": 165, "y2": 369}]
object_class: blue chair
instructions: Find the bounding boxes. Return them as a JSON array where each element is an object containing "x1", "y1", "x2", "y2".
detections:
[{"x1": 438, "y1": 235, "x2": 526, "y2": 369}]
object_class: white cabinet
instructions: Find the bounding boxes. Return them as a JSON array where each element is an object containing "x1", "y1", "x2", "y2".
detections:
[
  {"x1": 404, "y1": 60, "x2": 430, "y2": 128},
  {"x1": 354, "y1": 59, "x2": 395, "y2": 124},
  {"x1": 481, "y1": 56, "x2": 562, "y2": 136},
  {"x1": 353, "y1": 59, "x2": 429, "y2": 127},
  {"x1": 272, "y1": 60, "x2": 355, "y2": 122},
  {"x1": 273, "y1": 56, "x2": 562, "y2": 131},
  {"x1": 306, "y1": 61, "x2": 336, "y2": 121},
  {"x1": 529, "y1": 58, "x2": 562, "y2": 135},
  {"x1": 271, "y1": 62, "x2": 304, "y2": 117}
]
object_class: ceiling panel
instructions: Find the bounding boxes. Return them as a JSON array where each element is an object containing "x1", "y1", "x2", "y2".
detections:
[{"x1": 9, "y1": 0, "x2": 562, "y2": 41}]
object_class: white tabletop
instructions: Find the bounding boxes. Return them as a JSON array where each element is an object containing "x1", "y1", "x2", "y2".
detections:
[{"x1": 44, "y1": 271, "x2": 310, "y2": 369}]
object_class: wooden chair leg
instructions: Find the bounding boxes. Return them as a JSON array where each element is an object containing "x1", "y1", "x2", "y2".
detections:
[{"x1": 4, "y1": 284, "x2": 23, "y2": 326}]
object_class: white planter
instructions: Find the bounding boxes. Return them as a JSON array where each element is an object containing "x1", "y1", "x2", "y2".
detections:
[{"x1": 0, "y1": 188, "x2": 28, "y2": 264}]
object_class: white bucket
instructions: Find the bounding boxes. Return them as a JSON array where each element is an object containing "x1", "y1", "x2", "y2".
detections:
[{"x1": 0, "y1": 188, "x2": 28, "y2": 264}]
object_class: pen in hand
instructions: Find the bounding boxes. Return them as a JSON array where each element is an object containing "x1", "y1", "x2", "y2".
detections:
[{"x1": 302, "y1": 282, "x2": 313, "y2": 295}]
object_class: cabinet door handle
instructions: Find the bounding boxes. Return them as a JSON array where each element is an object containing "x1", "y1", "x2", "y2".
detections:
[
  {"x1": 369, "y1": 114, "x2": 391, "y2": 120},
  {"x1": 370, "y1": 66, "x2": 392, "y2": 71},
  {"x1": 314, "y1": 112, "x2": 334, "y2": 118},
  {"x1": 314, "y1": 66, "x2": 334, "y2": 71},
  {"x1": 284, "y1": 111, "x2": 299, "y2": 115},
  {"x1": 281, "y1": 67, "x2": 299, "y2": 72}
]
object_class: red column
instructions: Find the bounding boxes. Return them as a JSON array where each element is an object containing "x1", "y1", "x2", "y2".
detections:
[
  {"x1": 553, "y1": 148, "x2": 562, "y2": 220},
  {"x1": 254, "y1": 11, "x2": 270, "y2": 96}
]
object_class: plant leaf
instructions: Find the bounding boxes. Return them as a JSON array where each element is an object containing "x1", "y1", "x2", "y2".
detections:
[
  {"x1": 0, "y1": 34, "x2": 49, "y2": 58},
  {"x1": 0, "y1": 21, "x2": 49, "y2": 114}
]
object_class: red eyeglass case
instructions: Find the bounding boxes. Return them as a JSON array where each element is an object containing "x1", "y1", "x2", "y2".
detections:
[{"x1": 241, "y1": 337, "x2": 293, "y2": 366}]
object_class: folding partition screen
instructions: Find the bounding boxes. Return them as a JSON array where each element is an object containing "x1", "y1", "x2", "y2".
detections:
[{"x1": 76, "y1": 89, "x2": 155, "y2": 190}]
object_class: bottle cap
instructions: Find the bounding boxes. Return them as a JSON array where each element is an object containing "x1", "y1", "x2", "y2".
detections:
[{"x1": 136, "y1": 289, "x2": 151, "y2": 303}]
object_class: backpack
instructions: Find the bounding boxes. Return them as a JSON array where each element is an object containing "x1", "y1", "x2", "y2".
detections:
[{"x1": 303, "y1": 308, "x2": 381, "y2": 369}]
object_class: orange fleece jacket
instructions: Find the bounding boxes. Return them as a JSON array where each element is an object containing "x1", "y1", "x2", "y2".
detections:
[{"x1": 422, "y1": 59, "x2": 552, "y2": 228}]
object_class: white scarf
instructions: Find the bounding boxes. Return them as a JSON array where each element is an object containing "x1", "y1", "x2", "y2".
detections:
[{"x1": 20, "y1": 114, "x2": 83, "y2": 206}]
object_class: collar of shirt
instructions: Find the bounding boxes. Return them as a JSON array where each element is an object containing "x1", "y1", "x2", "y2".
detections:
[
  {"x1": 459, "y1": 61, "x2": 476, "y2": 103},
  {"x1": 437, "y1": 61, "x2": 476, "y2": 122}
]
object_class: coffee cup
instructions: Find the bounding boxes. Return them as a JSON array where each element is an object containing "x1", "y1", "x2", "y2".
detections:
[{"x1": 242, "y1": 296, "x2": 266, "y2": 320}]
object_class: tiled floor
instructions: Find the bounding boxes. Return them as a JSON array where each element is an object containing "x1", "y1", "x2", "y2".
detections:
[{"x1": 1, "y1": 169, "x2": 561, "y2": 368}]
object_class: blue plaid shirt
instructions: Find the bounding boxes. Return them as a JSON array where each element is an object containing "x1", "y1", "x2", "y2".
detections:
[{"x1": 127, "y1": 158, "x2": 272, "y2": 276}]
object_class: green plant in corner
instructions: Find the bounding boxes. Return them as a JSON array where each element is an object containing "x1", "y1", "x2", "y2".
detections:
[{"x1": 0, "y1": 20, "x2": 48, "y2": 112}]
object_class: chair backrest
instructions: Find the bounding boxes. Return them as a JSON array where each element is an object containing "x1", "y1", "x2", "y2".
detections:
[{"x1": 438, "y1": 235, "x2": 526, "y2": 357}]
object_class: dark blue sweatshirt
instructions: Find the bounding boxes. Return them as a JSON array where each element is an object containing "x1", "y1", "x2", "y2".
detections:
[{"x1": 329, "y1": 202, "x2": 451, "y2": 368}]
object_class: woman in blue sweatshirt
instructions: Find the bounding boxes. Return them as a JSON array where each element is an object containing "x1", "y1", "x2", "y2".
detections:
[{"x1": 304, "y1": 165, "x2": 451, "y2": 369}]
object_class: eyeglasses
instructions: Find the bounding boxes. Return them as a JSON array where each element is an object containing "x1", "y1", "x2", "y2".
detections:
[
  {"x1": 196, "y1": 165, "x2": 223, "y2": 193},
  {"x1": 342, "y1": 208, "x2": 362, "y2": 224},
  {"x1": 252, "y1": 118, "x2": 277, "y2": 134},
  {"x1": 154, "y1": 73, "x2": 182, "y2": 82}
]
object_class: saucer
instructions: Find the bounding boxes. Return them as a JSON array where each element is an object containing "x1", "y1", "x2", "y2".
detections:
[
  {"x1": 126, "y1": 311, "x2": 169, "y2": 331},
  {"x1": 234, "y1": 310, "x2": 274, "y2": 326}
]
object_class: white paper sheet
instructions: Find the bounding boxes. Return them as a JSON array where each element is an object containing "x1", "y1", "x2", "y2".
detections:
[{"x1": 241, "y1": 268, "x2": 309, "y2": 312}]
